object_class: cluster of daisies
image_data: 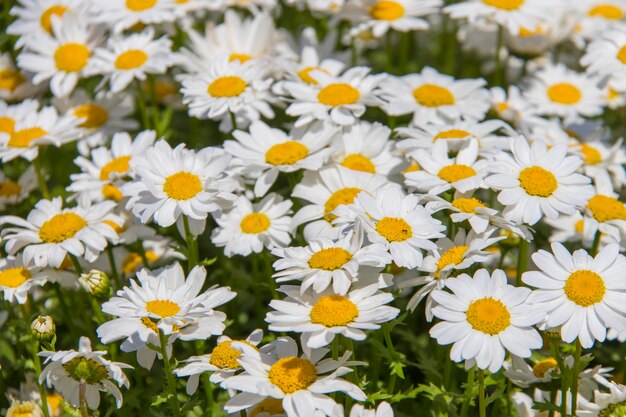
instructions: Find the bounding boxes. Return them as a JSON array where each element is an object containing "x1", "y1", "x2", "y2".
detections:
[{"x1": 1, "y1": 0, "x2": 626, "y2": 417}]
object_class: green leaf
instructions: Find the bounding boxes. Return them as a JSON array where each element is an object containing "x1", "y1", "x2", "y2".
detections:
[
  {"x1": 390, "y1": 360, "x2": 406, "y2": 379},
  {"x1": 151, "y1": 393, "x2": 171, "y2": 407}
]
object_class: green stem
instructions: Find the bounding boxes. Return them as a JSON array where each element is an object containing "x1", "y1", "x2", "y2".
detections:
[
  {"x1": 20, "y1": 305, "x2": 51, "y2": 417},
  {"x1": 135, "y1": 79, "x2": 151, "y2": 128},
  {"x1": 201, "y1": 373, "x2": 214, "y2": 415},
  {"x1": 106, "y1": 246, "x2": 121, "y2": 290},
  {"x1": 33, "y1": 158, "x2": 50, "y2": 199},
  {"x1": 478, "y1": 369, "x2": 487, "y2": 417},
  {"x1": 571, "y1": 340, "x2": 582, "y2": 416},
  {"x1": 383, "y1": 324, "x2": 397, "y2": 393},
  {"x1": 182, "y1": 216, "x2": 199, "y2": 270},
  {"x1": 79, "y1": 383, "x2": 90, "y2": 417},
  {"x1": 69, "y1": 254, "x2": 83, "y2": 275},
  {"x1": 70, "y1": 255, "x2": 105, "y2": 324},
  {"x1": 460, "y1": 368, "x2": 475, "y2": 417},
  {"x1": 516, "y1": 239, "x2": 529, "y2": 287},
  {"x1": 136, "y1": 240, "x2": 150, "y2": 268},
  {"x1": 590, "y1": 230, "x2": 601, "y2": 256},
  {"x1": 148, "y1": 75, "x2": 160, "y2": 134},
  {"x1": 158, "y1": 330, "x2": 181, "y2": 417},
  {"x1": 229, "y1": 111, "x2": 238, "y2": 133}
]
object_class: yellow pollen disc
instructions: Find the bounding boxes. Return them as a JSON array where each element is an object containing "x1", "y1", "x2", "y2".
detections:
[
  {"x1": 0, "y1": 267, "x2": 31, "y2": 288},
  {"x1": 466, "y1": 297, "x2": 511, "y2": 335},
  {"x1": 496, "y1": 102, "x2": 511, "y2": 113},
  {"x1": 102, "y1": 184, "x2": 123, "y2": 201},
  {"x1": 126, "y1": 0, "x2": 157, "y2": 11},
  {"x1": 268, "y1": 357, "x2": 317, "y2": 394},
  {"x1": 146, "y1": 299, "x2": 181, "y2": 317},
  {"x1": 317, "y1": 83, "x2": 360, "y2": 106},
  {"x1": 452, "y1": 197, "x2": 487, "y2": 213},
  {"x1": 518, "y1": 166, "x2": 557, "y2": 197},
  {"x1": 533, "y1": 358, "x2": 558, "y2": 378},
  {"x1": 298, "y1": 66, "x2": 328, "y2": 84},
  {"x1": 155, "y1": 80, "x2": 177, "y2": 102},
  {"x1": 39, "y1": 212, "x2": 87, "y2": 243},
  {"x1": 564, "y1": 270, "x2": 606, "y2": 307},
  {"x1": 310, "y1": 294, "x2": 359, "y2": 327},
  {"x1": 207, "y1": 76, "x2": 247, "y2": 98},
  {"x1": 547, "y1": 83, "x2": 582, "y2": 105},
  {"x1": 376, "y1": 217, "x2": 413, "y2": 242},
  {"x1": 8, "y1": 127, "x2": 47, "y2": 148},
  {"x1": 73, "y1": 104, "x2": 109, "y2": 129},
  {"x1": 402, "y1": 161, "x2": 420, "y2": 174},
  {"x1": 40, "y1": 5, "x2": 68, "y2": 32},
  {"x1": 519, "y1": 25, "x2": 544, "y2": 37},
  {"x1": 228, "y1": 53, "x2": 252, "y2": 63},
  {"x1": 586, "y1": 195, "x2": 626, "y2": 222},
  {"x1": 575, "y1": 219, "x2": 585, "y2": 234},
  {"x1": 99, "y1": 156, "x2": 131, "y2": 181},
  {"x1": 140, "y1": 316, "x2": 159, "y2": 333},
  {"x1": 115, "y1": 49, "x2": 148, "y2": 70},
  {"x1": 7, "y1": 401, "x2": 38, "y2": 417},
  {"x1": 0, "y1": 180, "x2": 21, "y2": 197},
  {"x1": 482, "y1": 0, "x2": 524, "y2": 10},
  {"x1": 413, "y1": 84, "x2": 455, "y2": 107},
  {"x1": 437, "y1": 164, "x2": 476, "y2": 183},
  {"x1": 121, "y1": 250, "x2": 158, "y2": 274},
  {"x1": 341, "y1": 154, "x2": 376, "y2": 173},
  {"x1": 588, "y1": 4, "x2": 624, "y2": 19},
  {"x1": 0, "y1": 69, "x2": 26, "y2": 92},
  {"x1": 250, "y1": 398, "x2": 284, "y2": 417},
  {"x1": 617, "y1": 45, "x2": 626, "y2": 64},
  {"x1": 46, "y1": 393, "x2": 63, "y2": 414},
  {"x1": 308, "y1": 247, "x2": 352, "y2": 271},
  {"x1": 265, "y1": 141, "x2": 308, "y2": 165},
  {"x1": 434, "y1": 129, "x2": 471, "y2": 141},
  {"x1": 54, "y1": 43, "x2": 90, "y2": 72},
  {"x1": 324, "y1": 187, "x2": 361, "y2": 222},
  {"x1": 240, "y1": 213, "x2": 270, "y2": 234},
  {"x1": 163, "y1": 171, "x2": 202, "y2": 200},
  {"x1": 435, "y1": 245, "x2": 468, "y2": 277},
  {"x1": 210, "y1": 340, "x2": 256, "y2": 369},
  {"x1": 104, "y1": 219, "x2": 126, "y2": 234},
  {"x1": 370, "y1": 0, "x2": 405, "y2": 20},
  {"x1": 579, "y1": 144, "x2": 602, "y2": 165},
  {"x1": 0, "y1": 117, "x2": 15, "y2": 134}
]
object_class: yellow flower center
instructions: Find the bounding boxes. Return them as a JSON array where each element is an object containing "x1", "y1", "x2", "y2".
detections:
[
  {"x1": 0, "y1": 180, "x2": 21, "y2": 197},
  {"x1": 317, "y1": 83, "x2": 360, "y2": 106},
  {"x1": 482, "y1": 0, "x2": 524, "y2": 10},
  {"x1": 496, "y1": 102, "x2": 511, "y2": 113},
  {"x1": 437, "y1": 164, "x2": 476, "y2": 183},
  {"x1": 8, "y1": 127, "x2": 47, "y2": 148},
  {"x1": 452, "y1": 197, "x2": 487, "y2": 213},
  {"x1": 7, "y1": 401, "x2": 39, "y2": 417},
  {"x1": 310, "y1": 295, "x2": 359, "y2": 327},
  {"x1": 40, "y1": 5, "x2": 68, "y2": 32},
  {"x1": 268, "y1": 357, "x2": 317, "y2": 394},
  {"x1": 402, "y1": 161, "x2": 420, "y2": 174},
  {"x1": 207, "y1": 76, "x2": 247, "y2": 98},
  {"x1": 155, "y1": 80, "x2": 177, "y2": 102},
  {"x1": 575, "y1": 219, "x2": 585, "y2": 234},
  {"x1": 547, "y1": 83, "x2": 582, "y2": 105},
  {"x1": 115, "y1": 49, "x2": 148, "y2": 70},
  {"x1": 102, "y1": 184, "x2": 123, "y2": 201},
  {"x1": 145, "y1": 299, "x2": 181, "y2": 317},
  {"x1": 617, "y1": 45, "x2": 626, "y2": 64},
  {"x1": 376, "y1": 217, "x2": 413, "y2": 242},
  {"x1": 519, "y1": 25, "x2": 544, "y2": 37},
  {"x1": 298, "y1": 66, "x2": 327, "y2": 85},
  {"x1": 324, "y1": 187, "x2": 361, "y2": 222},
  {"x1": 308, "y1": 248, "x2": 352, "y2": 271},
  {"x1": 434, "y1": 129, "x2": 471, "y2": 141},
  {"x1": 73, "y1": 104, "x2": 109, "y2": 129},
  {"x1": 265, "y1": 141, "x2": 308, "y2": 166},
  {"x1": 228, "y1": 53, "x2": 252, "y2": 63},
  {"x1": 210, "y1": 340, "x2": 256, "y2": 369},
  {"x1": 250, "y1": 398, "x2": 284, "y2": 417},
  {"x1": 0, "y1": 116, "x2": 15, "y2": 133},
  {"x1": 140, "y1": 316, "x2": 159, "y2": 333},
  {"x1": 435, "y1": 245, "x2": 468, "y2": 278},
  {"x1": 126, "y1": 0, "x2": 157, "y2": 11},
  {"x1": 240, "y1": 213, "x2": 270, "y2": 234},
  {"x1": 579, "y1": 144, "x2": 602, "y2": 165},
  {"x1": 518, "y1": 166, "x2": 557, "y2": 197},
  {"x1": 370, "y1": 1, "x2": 405, "y2": 20},
  {"x1": 0, "y1": 267, "x2": 31, "y2": 288},
  {"x1": 46, "y1": 393, "x2": 63, "y2": 415},
  {"x1": 163, "y1": 171, "x2": 202, "y2": 200},
  {"x1": 54, "y1": 43, "x2": 90, "y2": 72},
  {"x1": 564, "y1": 270, "x2": 606, "y2": 307},
  {"x1": 104, "y1": 219, "x2": 126, "y2": 234},
  {"x1": 99, "y1": 156, "x2": 131, "y2": 181},
  {"x1": 586, "y1": 195, "x2": 626, "y2": 222},
  {"x1": 533, "y1": 358, "x2": 558, "y2": 378},
  {"x1": 341, "y1": 154, "x2": 376, "y2": 173},
  {"x1": 0, "y1": 69, "x2": 26, "y2": 92},
  {"x1": 466, "y1": 297, "x2": 511, "y2": 335},
  {"x1": 413, "y1": 84, "x2": 455, "y2": 107},
  {"x1": 39, "y1": 213, "x2": 87, "y2": 243},
  {"x1": 121, "y1": 250, "x2": 158, "y2": 274},
  {"x1": 588, "y1": 4, "x2": 624, "y2": 19}
]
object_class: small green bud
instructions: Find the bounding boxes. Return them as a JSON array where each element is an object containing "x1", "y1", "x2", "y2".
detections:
[
  {"x1": 79, "y1": 270, "x2": 110, "y2": 298},
  {"x1": 31, "y1": 315, "x2": 56, "y2": 341}
]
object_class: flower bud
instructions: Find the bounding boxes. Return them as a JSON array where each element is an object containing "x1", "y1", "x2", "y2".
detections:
[
  {"x1": 498, "y1": 229, "x2": 521, "y2": 248},
  {"x1": 79, "y1": 270, "x2": 110, "y2": 298},
  {"x1": 31, "y1": 315, "x2": 56, "y2": 341}
]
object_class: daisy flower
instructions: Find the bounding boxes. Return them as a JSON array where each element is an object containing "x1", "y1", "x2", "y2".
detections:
[
  {"x1": 330, "y1": 121, "x2": 403, "y2": 176},
  {"x1": 583, "y1": 183, "x2": 626, "y2": 244},
  {"x1": 485, "y1": 136, "x2": 594, "y2": 226},
  {"x1": 17, "y1": 14, "x2": 104, "y2": 97},
  {"x1": 574, "y1": 139, "x2": 626, "y2": 190},
  {"x1": 221, "y1": 336, "x2": 366, "y2": 417},
  {"x1": 581, "y1": 382, "x2": 626, "y2": 416},
  {"x1": 430, "y1": 269, "x2": 544, "y2": 372},
  {"x1": 523, "y1": 242, "x2": 626, "y2": 348},
  {"x1": 174, "y1": 329, "x2": 264, "y2": 394},
  {"x1": 223, "y1": 120, "x2": 336, "y2": 197},
  {"x1": 503, "y1": 355, "x2": 559, "y2": 388},
  {"x1": 0, "y1": 53, "x2": 40, "y2": 100},
  {"x1": 279, "y1": 44, "x2": 345, "y2": 88},
  {"x1": 523, "y1": 64, "x2": 605, "y2": 122},
  {"x1": 544, "y1": 212, "x2": 595, "y2": 246},
  {"x1": 0, "y1": 197, "x2": 121, "y2": 268},
  {"x1": 377, "y1": 67, "x2": 490, "y2": 124},
  {"x1": 39, "y1": 337, "x2": 131, "y2": 410},
  {"x1": 0, "y1": 166, "x2": 37, "y2": 211},
  {"x1": 7, "y1": 0, "x2": 84, "y2": 46},
  {"x1": 349, "y1": 402, "x2": 394, "y2": 417},
  {"x1": 6, "y1": 400, "x2": 43, "y2": 417},
  {"x1": 282, "y1": 66, "x2": 385, "y2": 127},
  {"x1": 424, "y1": 193, "x2": 506, "y2": 235},
  {"x1": 272, "y1": 228, "x2": 391, "y2": 294},
  {"x1": 489, "y1": 85, "x2": 539, "y2": 125},
  {"x1": 266, "y1": 283, "x2": 399, "y2": 348},
  {"x1": 576, "y1": 0, "x2": 626, "y2": 41},
  {"x1": 444, "y1": 0, "x2": 547, "y2": 34},
  {"x1": 122, "y1": 140, "x2": 237, "y2": 232},
  {"x1": 0, "y1": 255, "x2": 48, "y2": 304},
  {"x1": 406, "y1": 139, "x2": 488, "y2": 195},
  {"x1": 91, "y1": 0, "x2": 176, "y2": 33},
  {"x1": 581, "y1": 26, "x2": 626, "y2": 92},
  {"x1": 89, "y1": 28, "x2": 175, "y2": 93}
]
